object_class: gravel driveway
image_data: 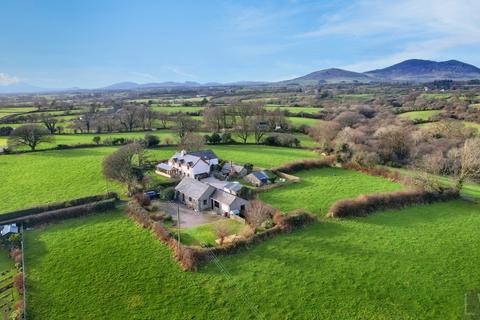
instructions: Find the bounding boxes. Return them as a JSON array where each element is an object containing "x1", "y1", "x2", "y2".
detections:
[{"x1": 156, "y1": 201, "x2": 223, "y2": 228}]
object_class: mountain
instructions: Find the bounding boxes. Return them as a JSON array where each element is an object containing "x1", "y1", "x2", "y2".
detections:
[
  {"x1": 279, "y1": 68, "x2": 375, "y2": 85},
  {"x1": 365, "y1": 59, "x2": 480, "y2": 81}
]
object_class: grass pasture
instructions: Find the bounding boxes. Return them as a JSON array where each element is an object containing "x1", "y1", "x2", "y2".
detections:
[
  {"x1": 177, "y1": 219, "x2": 245, "y2": 246},
  {"x1": 260, "y1": 167, "x2": 402, "y2": 216},
  {"x1": 264, "y1": 105, "x2": 323, "y2": 114},
  {"x1": 0, "y1": 145, "x2": 317, "y2": 213},
  {"x1": 151, "y1": 105, "x2": 204, "y2": 113},
  {"x1": 24, "y1": 200, "x2": 480, "y2": 319},
  {"x1": 398, "y1": 110, "x2": 443, "y2": 121}
]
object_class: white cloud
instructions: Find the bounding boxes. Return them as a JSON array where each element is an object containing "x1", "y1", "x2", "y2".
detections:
[
  {"x1": 164, "y1": 66, "x2": 197, "y2": 80},
  {"x1": 128, "y1": 71, "x2": 159, "y2": 82},
  {"x1": 0, "y1": 73, "x2": 20, "y2": 85},
  {"x1": 297, "y1": 0, "x2": 480, "y2": 71}
]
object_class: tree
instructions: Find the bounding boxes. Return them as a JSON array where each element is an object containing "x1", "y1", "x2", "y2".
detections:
[
  {"x1": 157, "y1": 112, "x2": 170, "y2": 129},
  {"x1": 234, "y1": 104, "x2": 254, "y2": 144},
  {"x1": 173, "y1": 114, "x2": 199, "y2": 139},
  {"x1": 203, "y1": 107, "x2": 226, "y2": 132},
  {"x1": 244, "y1": 200, "x2": 277, "y2": 228},
  {"x1": 119, "y1": 106, "x2": 139, "y2": 132},
  {"x1": 178, "y1": 133, "x2": 205, "y2": 151},
  {"x1": 40, "y1": 114, "x2": 58, "y2": 134},
  {"x1": 456, "y1": 138, "x2": 480, "y2": 190},
  {"x1": 144, "y1": 134, "x2": 160, "y2": 148},
  {"x1": 93, "y1": 136, "x2": 101, "y2": 145},
  {"x1": 102, "y1": 143, "x2": 145, "y2": 195},
  {"x1": 309, "y1": 120, "x2": 341, "y2": 151},
  {"x1": 8, "y1": 125, "x2": 54, "y2": 151}
]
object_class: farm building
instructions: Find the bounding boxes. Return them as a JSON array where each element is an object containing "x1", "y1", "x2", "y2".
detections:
[
  {"x1": 156, "y1": 149, "x2": 219, "y2": 179},
  {"x1": 244, "y1": 171, "x2": 277, "y2": 187},
  {"x1": 175, "y1": 177, "x2": 248, "y2": 215},
  {"x1": 222, "y1": 162, "x2": 248, "y2": 177}
]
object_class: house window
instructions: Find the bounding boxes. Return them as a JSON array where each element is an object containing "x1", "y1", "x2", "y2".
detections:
[
  {"x1": 214, "y1": 201, "x2": 220, "y2": 208},
  {"x1": 189, "y1": 197, "x2": 192, "y2": 202},
  {"x1": 203, "y1": 200, "x2": 207, "y2": 205}
]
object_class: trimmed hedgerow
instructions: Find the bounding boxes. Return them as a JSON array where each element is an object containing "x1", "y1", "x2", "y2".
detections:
[
  {"x1": 271, "y1": 157, "x2": 335, "y2": 174},
  {"x1": 328, "y1": 189, "x2": 459, "y2": 218},
  {"x1": 0, "y1": 193, "x2": 118, "y2": 223},
  {"x1": 126, "y1": 200, "x2": 316, "y2": 271},
  {"x1": 6, "y1": 198, "x2": 117, "y2": 226}
]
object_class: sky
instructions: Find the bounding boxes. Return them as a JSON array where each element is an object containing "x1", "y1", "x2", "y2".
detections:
[{"x1": 1, "y1": 0, "x2": 480, "y2": 88}]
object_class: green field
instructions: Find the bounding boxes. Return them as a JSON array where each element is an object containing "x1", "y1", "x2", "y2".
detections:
[
  {"x1": 0, "y1": 145, "x2": 317, "y2": 213},
  {"x1": 0, "y1": 107, "x2": 37, "y2": 113},
  {"x1": 25, "y1": 200, "x2": 480, "y2": 319},
  {"x1": 398, "y1": 110, "x2": 443, "y2": 121},
  {"x1": 421, "y1": 93, "x2": 452, "y2": 100},
  {"x1": 418, "y1": 120, "x2": 480, "y2": 133},
  {"x1": 151, "y1": 105, "x2": 205, "y2": 113},
  {"x1": 264, "y1": 106, "x2": 323, "y2": 114},
  {"x1": 260, "y1": 167, "x2": 402, "y2": 216},
  {"x1": 287, "y1": 117, "x2": 319, "y2": 127}
]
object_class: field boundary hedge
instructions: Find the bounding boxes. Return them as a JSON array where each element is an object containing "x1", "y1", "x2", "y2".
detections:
[
  {"x1": 127, "y1": 201, "x2": 315, "y2": 271},
  {"x1": 0, "y1": 192, "x2": 118, "y2": 222},
  {"x1": 327, "y1": 188, "x2": 459, "y2": 218},
  {"x1": 0, "y1": 198, "x2": 117, "y2": 226}
]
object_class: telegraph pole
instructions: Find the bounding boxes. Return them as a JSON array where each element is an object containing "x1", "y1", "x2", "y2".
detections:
[{"x1": 176, "y1": 203, "x2": 181, "y2": 249}]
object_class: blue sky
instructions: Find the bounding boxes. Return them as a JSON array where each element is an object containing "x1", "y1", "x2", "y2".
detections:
[{"x1": 1, "y1": 0, "x2": 480, "y2": 88}]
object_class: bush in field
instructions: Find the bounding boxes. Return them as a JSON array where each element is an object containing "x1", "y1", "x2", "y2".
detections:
[
  {"x1": 93, "y1": 136, "x2": 101, "y2": 145},
  {"x1": 205, "y1": 132, "x2": 222, "y2": 144},
  {"x1": 264, "y1": 133, "x2": 300, "y2": 147},
  {"x1": 221, "y1": 132, "x2": 234, "y2": 144},
  {"x1": 0, "y1": 126, "x2": 13, "y2": 136},
  {"x1": 144, "y1": 134, "x2": 160, "y2": 148}
]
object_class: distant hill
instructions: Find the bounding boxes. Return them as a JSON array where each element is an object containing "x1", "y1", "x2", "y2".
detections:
[
  {"x1": 0, "y1": 82, "x2": 51, "y2": 94},
  {"x1": 365, "y1": 59, "x2": 480, "y2": 82},
  {"x1": 279, "y1": 68, "x2": 375, "y2": 85}
]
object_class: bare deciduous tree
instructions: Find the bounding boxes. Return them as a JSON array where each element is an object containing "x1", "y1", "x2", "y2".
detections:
[
  {"x1": 8, "y1": 124, "x2": 54, "y2": 151},
  {"x1": 244, "y1": 200, "x2": 277, "y2": 228},
  {"x1": 456, "y1": 138, "x2": 480, "y2": 190}
]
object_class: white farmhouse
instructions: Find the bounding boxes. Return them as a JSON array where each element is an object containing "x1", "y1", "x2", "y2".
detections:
[{"x1": 156, "y1": 150, "x2": 219, "y2": 179}]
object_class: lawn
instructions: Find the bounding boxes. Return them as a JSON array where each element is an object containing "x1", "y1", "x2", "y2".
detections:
[
  {"x1": 398, "y1": 110, "x2": 443, "y2": 121},
  {"x1": 0, "y1": 145, "x2": 317, "y2": 213},
  {"x1": 25, "y1": 200, "x2": 480, "y2": 319},
  {"x1": 260, "y1": 167, "x2": 402, "y2": 216},
  {"x1": 178, "y1": 219, "x2": 246, "y2": 246}
]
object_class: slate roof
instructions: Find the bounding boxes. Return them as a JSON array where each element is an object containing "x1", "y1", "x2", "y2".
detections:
[
  {"x1": 175, "y1": 177, "x2": 215, "y2": 200},
  {"x1": 188, "y1": 150, "x2": 218, "y2": 161},
  {"x1": 224, "y1": 182, "x2": 243, "y2": 193},
  {"x1": 250, "y1": 171, "x2": 269, "y2": 181},
  {"x1": 156, "y1": 163, "x2": 172, "y2": 171},
  {"x1": 211, "y1": 189, "x2": 247, "y2": 206},
  {"x1": 1, "y1": 224, "x2": 18, "y2": 237}
]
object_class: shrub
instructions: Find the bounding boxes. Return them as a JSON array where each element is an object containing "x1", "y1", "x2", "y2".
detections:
[
  {"x1": 160, "y1": 187, "x2": 175, "y2": 201},
  {"x1": 0, "y1": 126, "x2": 14, "y2": 136},
  {"x1": 264, "y1": 133, "x2": 300, "y2": 147},
  {"x1": 133, "y1": 193, "x2": 151, "y2": 207},
  {"x1": 206, "y1": 132, "x2": 221, "y2": 144},
  {"x1": 260, "y1": 218, "x2": 274, "y2": 229},
  {"x1": 244, "y1": 200, "x2": 278, "y2": 228},
  {"x1": 92, "y1": 136, "x2": 101, "y2": 145},
  {"x1": 13, "y1": 273, "x2": 24, "y2": 293},
  {"x1": 10, "y1": 248, "x2": 22, "y2": 264},
  {"x1": 221, "y1": 132, "x2": 234, "y2": 144},
  {"x1": 144, "y1": 134, "x2": 160, "y2": 148}
]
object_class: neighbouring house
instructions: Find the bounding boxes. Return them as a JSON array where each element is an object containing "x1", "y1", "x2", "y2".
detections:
[
  {"x1": 244, "y1": 170, "x2": 277, "y2": 187},
  {"x1": 221, "y1": 162, "x2": 248, "y2": 177},
  {"x1": 156, "y1": 149, "x2": 219, "y2": 179},
  {"x1": 175, "y1": 177, "x2": 248, "y2": 215},
  {"x1": 175, "y1": 177, "x2": 216, "y2": 211},
  {"x1": 0, "y1": 224, "x2": 18, "y2": 237}
]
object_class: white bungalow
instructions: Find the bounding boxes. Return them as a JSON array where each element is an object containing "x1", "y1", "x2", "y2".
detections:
[{"x1": 156, "y1": 149, "x2": 219, "y2": 179}]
